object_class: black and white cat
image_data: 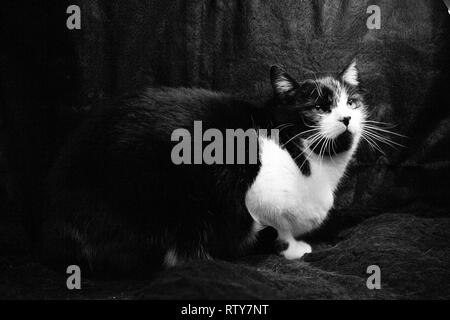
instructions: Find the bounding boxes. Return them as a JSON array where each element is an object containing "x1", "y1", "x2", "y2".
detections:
[{"x1": 42, "y1": 61, "x2": 367, "y2": 276}]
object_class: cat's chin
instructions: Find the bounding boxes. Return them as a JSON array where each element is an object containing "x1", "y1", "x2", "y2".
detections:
[{"x1": 332, "y1": 130, "x2": 354, "y2": 154}]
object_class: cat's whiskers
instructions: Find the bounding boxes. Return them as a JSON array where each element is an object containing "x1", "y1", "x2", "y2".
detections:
[
  {"x1": 293, "y1": 132, "x2": 322, "y2": 164},
  {"x1": 297, "y1": 145, "x2": 316, "y2": 170},
  {"x1": 324, "y1": 128, "x2": 342, "y2": 167},
  {"x1": 361, "y1": 134, "x2": 386, "y2": 155},
  {"x1": 363, "y1": 127, "x2": 405, "y2": 148},
  {"x1": 364, "y1": 131, "x2": 403, "y2": 149},
  {"x1": 304, "y1": 123, "x2": 322, "y2": 129},
  {"x1": 312, "y1": 135, "x2": 328, "y2": 168},
  {"x1": 293, "y1": 134, "x2": 322, "y2": 162},
  {"x1": 282, "y1": 127, "x2": 320, "y2": 147},
  {"x1": 331, "y1": 138, "x2": 338, "y2": 163},
  {"x1": 321, "y1": 133, "x2": 337, "y2": 166},
  {"x1": 360, "y1": 121, "x2": 406, "y2": 155},
  {"x1": 310, "y1": 126, "x2": 338, "y2": 167},
  {"x1": 285, "y1": 132, "x2": 322, "y2": 171},
  {"x1": 362, "y1": 124, "x2": 407, "y2": 138},
  {"x1": 362, "y1": 120, "x2": 400, "y2": 129},
  {"x1": 298, "y1": 133, "x2": 327, "y2": 170},
  {"x1": 275, "y1": 123, "x2": 294, "y2": 131},
  {"x1": 318, "y1": 137, "x2": 328, "y2": 167}
]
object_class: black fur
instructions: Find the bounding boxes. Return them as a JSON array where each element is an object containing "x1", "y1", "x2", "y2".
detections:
[{"x1": 42, "y1": 88, "x2": 270, "y2": 276}]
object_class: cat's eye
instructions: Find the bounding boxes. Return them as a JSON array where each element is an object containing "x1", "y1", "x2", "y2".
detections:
[
  {"x1": 314, "y1": 104, "x2": 331, "y2": 112},
  {"x1": 348, "y1": 98, "x2": 358, "y2": 109}
]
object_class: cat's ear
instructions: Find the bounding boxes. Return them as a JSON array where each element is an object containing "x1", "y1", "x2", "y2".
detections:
[
  {"x1": 270, "y1": 66, "x2": 300, "y2": 97},
  {"x1": 339, "y1": 60, "x2": 359, "y2": 86}
]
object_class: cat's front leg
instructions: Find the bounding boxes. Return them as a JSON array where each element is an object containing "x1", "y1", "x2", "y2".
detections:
[{"x1": 277, "y1": 231, "x2": 311, "y2": 260}]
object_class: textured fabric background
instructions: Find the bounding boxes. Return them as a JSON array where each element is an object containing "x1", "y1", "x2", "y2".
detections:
[
  {"x1": 0, "y1": 0, "x2": 449, "y2": 299},
  {"x1": 62, "y1": 0, "x2": 450, "y2": 214}
]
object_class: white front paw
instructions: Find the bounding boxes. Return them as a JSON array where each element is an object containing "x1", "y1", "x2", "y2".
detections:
[{"x1": 281, "y1": 240, "x2": 312, "y2": 260}]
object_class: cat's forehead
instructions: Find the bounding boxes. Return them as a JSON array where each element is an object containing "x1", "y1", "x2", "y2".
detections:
[
  {"x1": 317, "y1": 76, "x2": 341, "y2": 89},
  {"x1": 300, "y1": 76, "x2": 346, "y2": 103},
  {"x1": 315, "y1": 77, "x2": 345, "y2": 97}
]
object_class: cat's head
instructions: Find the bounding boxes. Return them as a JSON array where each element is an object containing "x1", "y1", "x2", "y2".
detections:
[{"x1": 270, "y1": 61, "x2": 366, "y2": 156}]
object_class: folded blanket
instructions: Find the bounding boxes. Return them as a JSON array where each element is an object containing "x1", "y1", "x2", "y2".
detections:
[{"x1": 1, "y1": 213, "x2": 448, "y2": 299}]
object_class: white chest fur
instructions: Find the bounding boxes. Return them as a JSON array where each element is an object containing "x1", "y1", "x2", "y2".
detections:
[{"x1": 245, "y1": 137, "x2": 354, "y2": 239}]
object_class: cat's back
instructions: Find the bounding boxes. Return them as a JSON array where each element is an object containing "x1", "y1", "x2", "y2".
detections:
[
  {"x1": 53, "y1": 87, "x2": 234, "y2": 165},
  {"x1": 48, "y1": 86, "x2": 252, "y2": 192},
  {"x1": 106, "y1": 87, "x2": 237, "y2": 135}
]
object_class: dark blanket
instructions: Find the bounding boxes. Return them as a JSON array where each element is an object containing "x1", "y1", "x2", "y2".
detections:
[
  {"x1": 1, "y1": 213, "x2": 449, "y2": 299},
  {"x1": 1, "y1": 0, "x2": 449, "y2": 299}
]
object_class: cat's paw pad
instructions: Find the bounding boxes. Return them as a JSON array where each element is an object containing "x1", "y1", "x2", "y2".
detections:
[{"x1": 280, "y1": 241, "x2": 312, "y2": 260}]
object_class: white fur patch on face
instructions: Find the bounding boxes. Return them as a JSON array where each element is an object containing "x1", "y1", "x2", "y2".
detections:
[
  {"x1": 319, "y1": 85, "x2": 365, "y2": 140},
  {"x1": 341, "y1": 61, "x2": 359, "y2": 86}
]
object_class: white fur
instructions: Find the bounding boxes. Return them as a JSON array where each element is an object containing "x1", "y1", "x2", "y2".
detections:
[
  {"x1": 164, "y1": 246, "x2": 212, "y2": 268},
  {"x1": 245, "y1": 86, "x2": 363, "y2": 260},
  {"x1": 275, "y1": 77, "x2": 294, "y2": 92},
  {"x1": 279, "y1": 233, "x2": 312, "y2": 260},
  {"x1": 341, "y1": 61, "x2": 359, "y2": 86},
  {"x1": 164, "y1": 249, "x2": 179, "y2": 267},
  {"x1": 245, "y1": 136, "x2": 358, "y2": 259}
]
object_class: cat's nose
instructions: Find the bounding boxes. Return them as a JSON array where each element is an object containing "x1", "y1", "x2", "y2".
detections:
[{"x1": 340, "y1": 116, "x2": 351, "y2": 127}]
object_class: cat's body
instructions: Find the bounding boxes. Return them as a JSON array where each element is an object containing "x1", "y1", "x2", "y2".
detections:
[{"x1": 41, "y1": 62, "x2": 366, "y2": 276}]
